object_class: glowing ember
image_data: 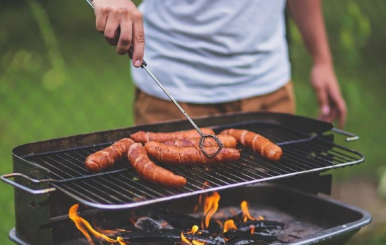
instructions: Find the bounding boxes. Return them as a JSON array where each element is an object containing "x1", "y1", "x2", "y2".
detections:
[
  {"x1": 69, "y1": 204, "x2": 128, "y2": 245},
  {"x1": 201, "y1": 191, "x2": 220, "y2": 229},
  {"x1": 223, "y1": 219, "x2": 237, "y2": 233},
  {"x1": 160, "y1": 221, "x2": 169, "y2": 228},
  {"x1": 250, "y1": 225, "x2": 255, "y2": 234}
]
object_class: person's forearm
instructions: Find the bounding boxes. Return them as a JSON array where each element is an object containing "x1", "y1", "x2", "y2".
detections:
[{"x1": 288, "y1": 0, "x2": 332, "y2": 67}]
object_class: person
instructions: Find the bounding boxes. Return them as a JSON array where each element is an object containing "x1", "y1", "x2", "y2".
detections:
[{"x1": 92, "y1": 0, "x2": 346, "y2": 128}]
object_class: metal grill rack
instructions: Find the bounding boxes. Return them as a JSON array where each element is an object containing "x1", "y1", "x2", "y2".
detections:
[{"x1": 17, "y1": 122, "x2": 364, "y2": 209}]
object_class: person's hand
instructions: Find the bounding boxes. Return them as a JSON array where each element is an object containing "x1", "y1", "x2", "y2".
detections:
[
  {"x1": 93, "y1": 0, "x2": 145, "y2": 67},
  {"x1": 311, "y1": 64, "x2": 347, "y2": 128}
]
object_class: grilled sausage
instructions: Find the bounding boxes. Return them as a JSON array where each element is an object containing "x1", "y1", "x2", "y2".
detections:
[
  {"x1": 130, "y1": 128, "x2": 215, "y2": 144},
  {"x1": 162, "y1": 135, "x2": 237, "y2": 148},
  {"x1": 85, "y1": 138, "x2": 135, "y2": 172},
  {"x1": 220, "y1": 129, "x2": 282, "y2": 161},
  {"x1": 127, "y1": 143, "x2": 187, "y2": 188},
  {"x1": 145, "y1": 141, "x2": 240, "y2": 165}
]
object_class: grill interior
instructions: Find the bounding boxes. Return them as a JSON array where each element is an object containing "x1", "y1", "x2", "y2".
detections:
[{"x1": 22, "y1": 121, "x2": 364, "y2": 209}]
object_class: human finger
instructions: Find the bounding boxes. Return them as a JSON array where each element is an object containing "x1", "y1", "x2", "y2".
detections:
[
  {"x1": 95, "y1": 6, "x2": 109, "y2": 33},
  {"x1": 116, "y1": 17, "x2": 132, "y2": 55},
  {"x1": 330, "y1": 90, "x2": 347, "y2": 129},
  {"x1": 104, "y1": 14, "x2": 120, "y2": 46},
  {"x1": 316, "y1": 86, "x2": 330, "y2": 120},
  {"x1": 131, "y1": 11, "x2": 145, "y2": 67}
]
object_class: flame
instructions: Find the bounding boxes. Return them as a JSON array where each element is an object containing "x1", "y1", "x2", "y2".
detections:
[
  {"x1": 69, "y1": 205, "x2": 94, "y2": 245},
  {"x1": 250, "y1": 225, "x2": 255, "y2": 234},
  {"x1": 187, "y1": 225, "x2": 199, "y2": 234},
  {"x1": 181, "y1": 226, "x2": 205, "y2": 245},
  {"x1": 95, "y1": 228, "x2": 119, "y2": 236},
  {"x1": 201, "y1": 191, "x2": 220, "y2": 229},
  {"x1": 181, "y1": 231, "x2": 191, "y2": 244},
  {"x1": 194, "y1": 181, "x2": 210, "y2": 212},
  {"x1": 241, "y1": 201, "x2": 256, "y2": 222},
  {"x1": 69, "y1": 204, "x2": 128, "y2": 245},
  {"x1": 93, "y1": 220, "x2": 127, "y2": 235},
  {"x1": 223, "y1": 220, "x2": 237, "y2": 233}
]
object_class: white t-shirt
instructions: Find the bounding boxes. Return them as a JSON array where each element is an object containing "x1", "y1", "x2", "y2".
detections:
[{"x1": 131, "y1": 0, "x2": 291, "y2": 104}]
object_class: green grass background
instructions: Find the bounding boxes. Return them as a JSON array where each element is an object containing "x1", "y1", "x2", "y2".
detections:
[{"x1": 1, "y1": 0, "x2": 385, "y2": 244}]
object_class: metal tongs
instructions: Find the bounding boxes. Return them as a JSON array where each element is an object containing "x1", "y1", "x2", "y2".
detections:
[{"x1": 86, "y1": 0, "x2": 223, "y2": 158}]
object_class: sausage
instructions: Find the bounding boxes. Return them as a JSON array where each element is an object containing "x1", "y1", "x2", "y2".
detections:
[
  {"x1": 127, "y1": 143, "x2": 187, "y2": 188},
  {"x1": 130, "y1": 128, "x2": 215, "y2": 144},
  {"x1": 85, "y1": 138, "x2": 135, "y2": 172},
  {"x1": 145, "y1": 141, "x2": 240, "y2": 165},
  {"x1": 162, "y1": 135, "x2": 237, "y2": 148},
  {"x1": 220, "y1": 129, "x2": 282, "y2": 161}
]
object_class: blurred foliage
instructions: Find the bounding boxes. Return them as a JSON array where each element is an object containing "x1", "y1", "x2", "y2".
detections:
[{"x1": 0, "y1": 0, "x2": 385, "y2": 244}]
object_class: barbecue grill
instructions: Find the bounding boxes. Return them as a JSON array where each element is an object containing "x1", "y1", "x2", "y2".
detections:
[{"x1": 1, "y1": 112, "x2": 371, "y2": 245}]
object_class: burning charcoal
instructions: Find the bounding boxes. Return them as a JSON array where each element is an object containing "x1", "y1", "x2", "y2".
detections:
[
  {"x1": 222, "y1": 230, "x2": 278, "y2": 242},
  {"x1": 227, "y1": 238, "x2": 257, "y2": 245},
  {"x1": 135, "y1": 217, "x2": 162, "y2": 232},
  {"x1": 212, "y1": 236, "x2": 227, "y2": 245},
  {"x1": 121, "y1": 229, "x2": 224, "y2": 245},
  {"x1": 156, "y1": 209, "x2": 222, "y2": 232},
  {"x1": 236, "y1": 220, "x2": 285, "y2": 231},
  {"x1": 156, "y1": 209, "x2": 201, "y2": 229},
  {"x1": 227, "y1": 210, "x2": 244, "y2": 223}
]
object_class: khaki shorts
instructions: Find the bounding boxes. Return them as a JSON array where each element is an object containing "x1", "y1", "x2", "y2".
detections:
[{"x1": 134, "y1": 81, "x2": 296, "y2": 125}]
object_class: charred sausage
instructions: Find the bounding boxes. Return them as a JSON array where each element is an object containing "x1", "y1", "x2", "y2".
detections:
[
  {"x1": 145, "y1": 141, "x2": 240, "y2": 165},
  {"x1": 127, "y1": 143, "x2": 187, "y2": 188},
  {"x1": 85, "y1": 138, "x2": 135, "y2": 172},
  {"x1": 220, "y1": 129, "x2": 282, "y2": 161},
  {"x1": 162, "y1": 135, "x2": 237, "y2": 148},
  {"x1": 130, "y1": 128, "x2": 215, "y2": 144}
]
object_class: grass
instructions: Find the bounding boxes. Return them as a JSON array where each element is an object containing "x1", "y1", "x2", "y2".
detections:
[{"x1": 0, "y1": 1, "x2": 385, "y2": 244}]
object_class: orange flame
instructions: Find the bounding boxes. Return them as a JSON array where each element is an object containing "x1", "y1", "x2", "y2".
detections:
[
  {"x1": 194, "y1": 181, "x2": 210, "y2": 212},
  {"x1": 187, "y1": 225, "x2": 200, "y2": 234},
  {"x1": 181, "y1": 231, "x2": 191, "y2": 244},
  {"x1": 223, "y1": 220, "x2": 237, "y2": 233},
  {"x1": 181, "y1": 226, "x2": 205, "y2": 245},
  {"x1": 69, "y1": 204, "x2": 128, "y2": 245},
  {"x1": 250, "y1": 225, "x2": 255, "y2": 234},
  {"x1": 241, "y1": 201, "x2": 256, "y2": 222},
  {"x1": 201, "y1": 191, "x2": 220, "y2": 229},
  {"x1": 93, "y1": 221, "x2": 127, "y2": 236}
]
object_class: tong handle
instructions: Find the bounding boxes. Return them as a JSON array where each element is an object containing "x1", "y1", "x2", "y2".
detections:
[{"x1": 331, "y1": 128, "x2": 359, "y2": 142}]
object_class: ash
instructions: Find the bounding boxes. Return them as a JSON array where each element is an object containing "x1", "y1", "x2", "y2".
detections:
[{"x1": 135, "y1": 217, "x2": 162, "y2": 233}]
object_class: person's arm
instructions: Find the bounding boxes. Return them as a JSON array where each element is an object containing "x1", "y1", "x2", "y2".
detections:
[
  {"x1": 288, "y1": 0, "x2": 346, "y2": 128},
  {"x1": 92, "y1": 0, "x2": 145, "y2": 67}
]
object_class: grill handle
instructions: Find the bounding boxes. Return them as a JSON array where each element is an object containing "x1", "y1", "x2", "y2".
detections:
[
  {"x1": 331, "y1": 128, "x2": 359, "y2": 142},
  {"x1": 1, "y1": 173, "x2": 56, "y2": 195}
]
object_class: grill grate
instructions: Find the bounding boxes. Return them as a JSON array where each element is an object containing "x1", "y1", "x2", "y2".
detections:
[{"x1": 23, "y1": 122, "x2": 364, "y2": 209}]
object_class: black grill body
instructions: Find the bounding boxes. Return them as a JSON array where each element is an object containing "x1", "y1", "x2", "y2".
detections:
[
  {"x1": 10, "y1": 185, "x2": 371, "y2": 245},
  {"x1": 5, "y1": 112, "x2": 370, "y2": 244}
]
